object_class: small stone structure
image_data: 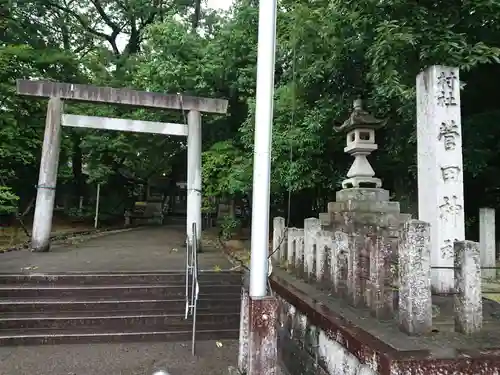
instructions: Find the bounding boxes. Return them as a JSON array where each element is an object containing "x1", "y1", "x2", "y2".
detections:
[
  {"x1": 306, "y1": 100, "x2": 407, "y2": 319},
  {"x1": 334, "y1": 99, "x2": 387, "y2": 189}
]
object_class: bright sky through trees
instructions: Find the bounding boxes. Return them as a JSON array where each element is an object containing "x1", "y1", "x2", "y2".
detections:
[{"x1": 206, "y1": 0, "x2": 233, "y2": 10}]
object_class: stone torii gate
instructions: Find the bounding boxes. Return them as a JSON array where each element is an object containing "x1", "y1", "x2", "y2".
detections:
[{"x1": 16, "y1": 79, "x2": 228, "y2": 252}]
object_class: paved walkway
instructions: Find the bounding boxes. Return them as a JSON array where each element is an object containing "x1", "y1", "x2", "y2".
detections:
[
  {"x1": 0, "y1": 340, "x2": 237, "y2": 375},
  {"x1": 0, "y1": 225, "x2": 237, "y2": 374},
  {"x1": 0, "y1": 225, "x2": 232, "y2": 273}
]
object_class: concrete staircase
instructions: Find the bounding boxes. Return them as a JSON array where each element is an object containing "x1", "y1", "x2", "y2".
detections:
[{"x1": 0, "y1": 271, "x2": 241, "y2": 346}]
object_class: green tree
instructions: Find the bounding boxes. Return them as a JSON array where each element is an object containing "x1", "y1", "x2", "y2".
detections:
[{"x1": 4, "y1": 0, "x2": 500, "y2": 234}]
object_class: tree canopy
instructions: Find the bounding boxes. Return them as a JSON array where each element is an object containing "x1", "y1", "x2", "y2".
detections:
[{"x1": 2, "y1": 0, "x2": 500, "y2": 236}]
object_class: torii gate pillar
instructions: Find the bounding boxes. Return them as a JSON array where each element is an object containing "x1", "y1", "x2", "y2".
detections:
[{"x1": 32, "y1": 97, "x2": 63, "y2": 252}]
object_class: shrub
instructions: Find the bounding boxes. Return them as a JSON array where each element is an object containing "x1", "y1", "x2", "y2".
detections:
[{"x1": 0, "y1": 186, "x2": 19, "y2": 215}]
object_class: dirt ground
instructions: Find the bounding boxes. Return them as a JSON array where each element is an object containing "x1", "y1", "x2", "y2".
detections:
[{"x1": 0, "y1": 214, "x2": 101, "y2": 250}]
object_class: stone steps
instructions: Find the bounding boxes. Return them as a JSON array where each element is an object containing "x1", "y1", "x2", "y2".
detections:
[
  {"x1": 0, "y1": 284, "x2": 240, "y2": 299},
  {"x1": 0, "y1": 311, "x2": 240, "y2": 330},
  {"x1": 0, "y1": 328, "x2": 239, "y2": 346},
  {"x1": 0, "y1": 298, "x2": 240, "y2": 314},
  {"x1": 0, "y1": 271, "x2": 242, "y2": 346},
  {"x1": 0, "y1": 271, "x2": 242, "y2": 286}
]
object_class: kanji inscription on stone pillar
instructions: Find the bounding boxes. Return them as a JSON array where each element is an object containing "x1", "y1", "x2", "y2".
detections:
[{"x1": 416, "y1": 65, "x2": 465, "y2": 293}]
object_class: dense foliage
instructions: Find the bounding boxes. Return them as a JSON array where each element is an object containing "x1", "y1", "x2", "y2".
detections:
[{"x1": 2, "y1": 0, "x2": 500, "y2": 236}]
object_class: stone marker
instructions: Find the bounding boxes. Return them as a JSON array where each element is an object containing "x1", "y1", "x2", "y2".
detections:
[
  {"x1": 416, "y1": 65, "x2": 465, "y2": 293},
  {"x1": 479, "y1": 208, "x2": 496, "y2": 279},
  {"x1": 398, "y1": 220, "x2": 432, "y2": 335},
  {"x1": 454, "y1": 240, "x2": 482, "y2": 335}
]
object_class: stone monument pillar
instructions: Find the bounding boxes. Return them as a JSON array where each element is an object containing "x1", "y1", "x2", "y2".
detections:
[{"x1": 416, "y1": 66, "x2": 465, "y2": 293}]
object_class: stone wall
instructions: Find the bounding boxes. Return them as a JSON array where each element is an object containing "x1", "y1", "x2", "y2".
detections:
[
  {"x1": 261, "y1": 187, "x2": 488, "y2": 375},
  {"x1": 276, "y1": 294, "x2": 377, "y2": 375},
  {"x1": 268, "y1": 266, "x2": 500, "y2": 375}
]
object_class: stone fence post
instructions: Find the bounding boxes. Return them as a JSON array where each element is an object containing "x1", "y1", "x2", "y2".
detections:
[
  {"x1": 272, "y1": 217, "x2": 286, "y2": 264},
  {"x1": 286, "y1": 228, "x2": 304, "y2": 275},
  {"x1": 124, "y1": 210, "x2": 131, "y2": 226},
  {"x1": 316, "y1": 231, "x2": 334, "y2": 287},
  {"x1": 454, "y1": 240, "x2": 482, "y2": 335},
  {"x1": 398, "y1": 220, "x2": 432, "y2": 335},
  {"x1": 304, "y1": 218, "x2": 321, "y2": 281},
  {"x1": 332, "y1": 231, "x2": 349, "y2": 297},
  {"x1": 479, "y1": 208, "x2": 496, "y2": 279}
]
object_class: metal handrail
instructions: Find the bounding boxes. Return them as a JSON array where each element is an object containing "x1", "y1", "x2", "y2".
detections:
[
  {"x1": 191, "y1": 223, "x2": 199, "y2": 356},
  {"x1": 184, "y1": 236, "x2": 191, "y2": 319},
  {"x1": 184, "y1": 222, "x2": 199, "y2": 355}
]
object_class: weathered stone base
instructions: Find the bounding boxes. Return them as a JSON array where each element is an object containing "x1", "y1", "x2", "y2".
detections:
[
  {"x1": 275, "y1": 293, "x2": 378, "y2": 375},
  {"x1": 248, "y1": 296, "x2": 279, "y2": 375},
  {"x1": 270, "y1": 268, "x2": 500, "y2": 375}
]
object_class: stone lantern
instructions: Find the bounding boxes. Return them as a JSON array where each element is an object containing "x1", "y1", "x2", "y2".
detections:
[{"x1": 335, "y1": 99, "x2": 387, "y2": 189}]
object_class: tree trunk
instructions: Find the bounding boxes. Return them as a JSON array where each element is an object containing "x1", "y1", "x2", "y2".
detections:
[{"x1": 71, "y1": 133, "x2": 85, "y2": 200}]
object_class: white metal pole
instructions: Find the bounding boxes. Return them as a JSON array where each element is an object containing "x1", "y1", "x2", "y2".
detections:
[
  {"x1": 249, "y1": 0, "x2": 278, "y2": 298},
  {"x1": 187, "y1": 110, "x2": 202, "y2": 247},
  {"x1": 94, "y1": 183, "x2": 101, "y2": 228}
]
